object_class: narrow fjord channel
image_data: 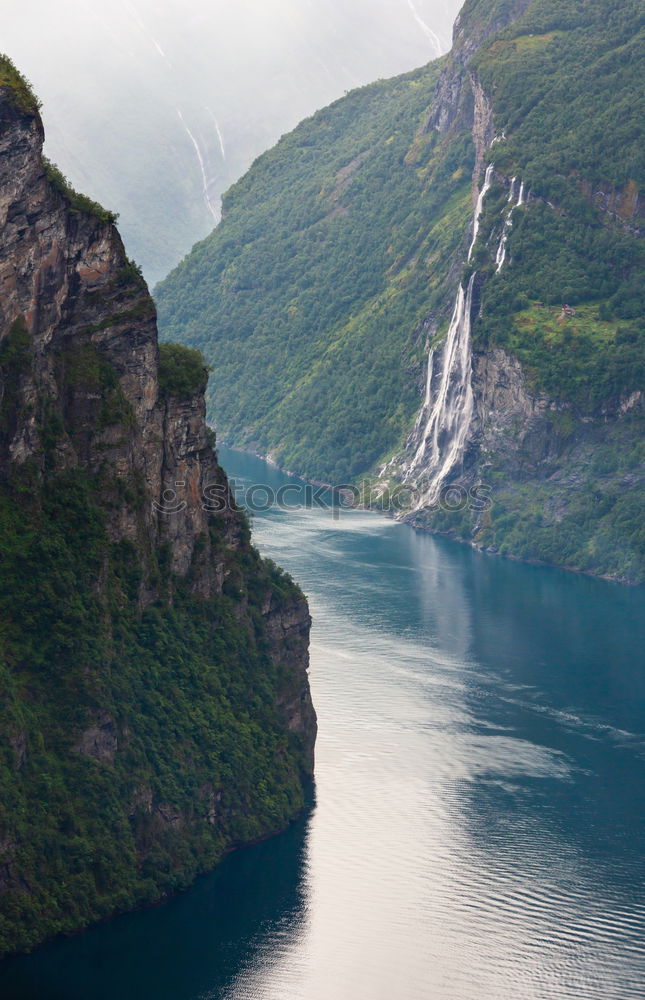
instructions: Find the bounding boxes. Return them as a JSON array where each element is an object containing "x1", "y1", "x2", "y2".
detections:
[{"x1": 2, "y1": 446, "x2": 644, "y2": 1000}]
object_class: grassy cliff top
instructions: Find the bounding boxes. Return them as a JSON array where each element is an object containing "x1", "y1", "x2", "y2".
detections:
[{"x1": 0, "y1": 54, "x2": 41, "y2": 113}]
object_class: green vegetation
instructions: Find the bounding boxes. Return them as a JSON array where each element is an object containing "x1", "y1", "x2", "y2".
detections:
[
  {"x1": 0, "y1": 318, "x2": 31, "y2": 442},
  {"x1": 157, "y1": 0, "x2": 643, "y2": 473},
  {"x1": 117, "y1": 258, "x2": 147, "y2": 289},
  {"x1": 156, "y1": 60, "x2": 476, "y2": 482},
  {"x1": 0, "y1": 321, "x2": 311, "y2": 955},
  {"x1": 475, "y1": 1, "x2": 644, "y2": 190},
  {"x1": 57, "y1": 342, "x2": 135, "y2": 432},
  {"x1": 0, "y1": 467, "x2": 310, "y2": 956},
  {"x1": 158, "y1": 343, "x2": 210, "y2": 399},
  {"x1": 0, "y1": 317, "x2": 31, "y2": 374},
  {"x1": 43, "y1": 158, "x2": 118, "y2": 225},
  {"x1": 482, "y1": 302, "x2": 644, "y2": 407},
  {"x1": 155, "y1": 0, "x2": 643, "y2": 581},
  {"x1": 459, "y1": 0, "x2": 645, "y2": 581},
  {"x1": 476, "y1": 414, "x2": 645, "y2": 583},
  {"x1": 0, "y1": 57, "x2": 315, "y2": 958},
  {"x1": 472, "y1": 0, "x2": 645, "y2": 408},
  {"x1": 0, "y1": 55, "x2": 41, "y2": 113}
]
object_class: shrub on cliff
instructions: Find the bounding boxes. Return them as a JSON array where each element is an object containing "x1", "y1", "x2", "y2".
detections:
[{"x1": 158, "y1": 343, "x2": 210, "y2": 399}]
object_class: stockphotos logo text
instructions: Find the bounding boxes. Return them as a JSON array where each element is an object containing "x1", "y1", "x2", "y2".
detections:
[{"x1": 153, "y1": 481, "x2": 492, "y2": 517}]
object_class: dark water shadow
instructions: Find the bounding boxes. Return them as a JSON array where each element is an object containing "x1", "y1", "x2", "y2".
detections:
[{"x1": 0, "y1": 811, "x2": 312, "y2": 1000}]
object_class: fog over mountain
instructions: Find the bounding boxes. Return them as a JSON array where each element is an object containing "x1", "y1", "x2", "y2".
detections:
[{"x1": 4, "y1": 0, "x2": 459, "y2": 283}]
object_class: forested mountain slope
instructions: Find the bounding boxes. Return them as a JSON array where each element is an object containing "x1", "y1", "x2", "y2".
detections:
[
  {"x1": 0, "y1": 62, "x2": 315, "y2": 958},
  {"x1": 157, "y1": 0, "x2": 644, "y2": 582},
  {"x1": 157, "y1": 59, "x2": 472, "y2": 480}
]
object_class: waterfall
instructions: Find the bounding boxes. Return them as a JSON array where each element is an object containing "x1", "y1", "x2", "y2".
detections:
[
  {"x1": 423, "y1": 348, "x2": 434, "y2": 407},
  {"x1": 495, "y1": 176, "x2": 524, "y2": 274},
  {"x1": 406, "y1": 0, "x2": 445, "y2": 57},
  {"x1": 467, "y1": 163, "x2": 495, "y2": 261},
  {"x1": 206, "y1": 105, "x2": 227, "y2": 161},
  {"x1": 401, "y1": 163, "x2": 504, "y2": 508},
  {"x1": 176, "y1": 108, "x2": 219, "y2": 221},
  {"x1": 405, "y1": 274, "x2": 477, "y2": 508},
  {"x1": 495, "y1": 236, "x2": 507, "y2": 273}
]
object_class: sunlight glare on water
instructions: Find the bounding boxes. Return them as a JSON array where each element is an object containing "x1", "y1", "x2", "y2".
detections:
[
  {"x1": 0, "y1": 446, "x2": 643, "y2": 1000},
  {"x1": 220, "y1": 450, "x2": 645, "y2": 1000}
]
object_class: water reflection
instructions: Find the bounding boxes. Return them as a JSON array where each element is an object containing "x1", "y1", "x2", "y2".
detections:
[
  {"x1": 221, "y1": 449, "x2": 645, "y2": 999},
  {"x1": 1, "y1": 446, "x2": 644, "y2": 1000}
]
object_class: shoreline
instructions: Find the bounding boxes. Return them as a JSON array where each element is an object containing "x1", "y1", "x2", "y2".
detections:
[
  {"x1": 217, "y1": 440, "x2": 642, "y2": 589},
  {"x1": 0, "y1": 802, "x2": 314, "y2": 964}
]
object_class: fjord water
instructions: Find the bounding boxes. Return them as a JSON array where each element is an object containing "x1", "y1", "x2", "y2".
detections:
[{"x1": 2, "y1": 448, "x2": 644, "y2": 1000}]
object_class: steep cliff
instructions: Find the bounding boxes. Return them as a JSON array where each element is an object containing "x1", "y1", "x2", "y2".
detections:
[
  {"x1": 156, "y1": 0, "x2": 643, "y2": 583},
  {"x1": 395, "y1": 0, "x2": 644, "y2": 582},
  {"x1": 0, "y1": 60, "x2": 316, "y2": 958}
]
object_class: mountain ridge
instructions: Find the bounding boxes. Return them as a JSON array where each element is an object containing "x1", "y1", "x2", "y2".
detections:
[{"x1": 157, "y1": 0, "x2": 644, "y2": 583}]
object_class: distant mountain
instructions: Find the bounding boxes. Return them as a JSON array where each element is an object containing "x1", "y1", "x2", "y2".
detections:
[
  {"x1": 3, "y1": 0, "x2": 460, "y2": 284},
  {"x1": 156, "y1": 0, "x2": 645, "y2": 583}
]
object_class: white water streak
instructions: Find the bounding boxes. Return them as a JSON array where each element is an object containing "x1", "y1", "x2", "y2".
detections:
[
  {"x1": 495, "y1": 233, "x2": 508, "y2": 273},
  {"x1": 408, "y1": 276, "x2": 477, "y2": 507},
  {"x1": 176, "y1": 109, "x2": 219, "y2": 221},
  {"x1": 468, "y1": 163, "x2": 495, "y2": 262},
  {"x1": 121, "y1": 0, "x2": 173, "y2": 69},
  {"x1": 121, "y1": 0, "x2": 146, "y2": 32},
  {"x1": 404, "y1": 164, "x2": 497, "y2": 507},
  {"x1": 406, "y1": 0, "x2": 445, "y2": 56},
  {"x1": 424, "y1": 350, "x2": 435, "y2": 407},
  {"x1": 496, "y1": 177, "x2": 524, "y2": 274},
  {"x1": 206, "y1": 106, "x2": 227, "y2": 161}
]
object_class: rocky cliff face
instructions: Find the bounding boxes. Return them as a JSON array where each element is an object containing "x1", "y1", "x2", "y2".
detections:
[
  {"x1": 0, "y1": 72, "x2": 315, "y2": 958},
  {"x1": 424, "y1": 0, "x2": 532, "y2": 139},
  {"x1": 456, "y1": 345, "x2": 644, "y2": 581},
  {"x1": 0, "y1": 83, "x2": 235, "y2": 598},
  {"x1": 385, "y1": 0, "x2": 645, "y2": 584}
]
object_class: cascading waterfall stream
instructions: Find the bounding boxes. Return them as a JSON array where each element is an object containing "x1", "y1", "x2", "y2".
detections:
[
  {"x1": 176, "y1": 108, "x2": 220, "y2": 222},
  {"x1": 403, "y1": 164, "x2": 496, "y2": 509},
  {"x1": 407, "y1": 274, "x2": 477, "y2": 505},
  {"x1": 467, "y1": 163, "x2": 495, "y2": 261},
  {"x1": 406, "y1": 0, "x2": 446, "y2": 57},
  {"x1": 495, "y1": 179, "x2": 525, "y2": 273}
]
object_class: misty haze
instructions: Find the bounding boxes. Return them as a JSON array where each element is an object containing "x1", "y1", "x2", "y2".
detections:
[
  {"x1": 3, "y1": 0, "x2": 460, "y2": 283},
  {"x1": 1, "y1": 1, "x2": 643, "y2": 997}
]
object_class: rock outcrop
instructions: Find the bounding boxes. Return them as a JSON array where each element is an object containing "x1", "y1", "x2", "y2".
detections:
[
  {"x1": 0, "y1": 67, "x2": 315, "y2": 958},
  {"x1": 0, "y1": 81, "x2": 233, "y2": 599}
]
